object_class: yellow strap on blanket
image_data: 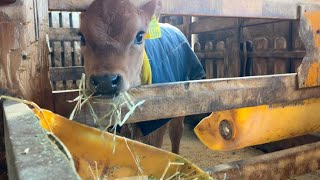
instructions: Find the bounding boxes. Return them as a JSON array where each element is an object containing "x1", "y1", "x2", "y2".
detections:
[
  {"x1": 141, "y1": 15, "x2": 160, "y2": 85},
  {"x1": 140, "y1": 50, "x2": 152, "y2": 85}
]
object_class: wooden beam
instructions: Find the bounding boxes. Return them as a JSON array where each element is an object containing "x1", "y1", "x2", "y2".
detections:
[
  {"x1": 248, "y1": 51, "x2": 306, "y2": 59},
  {"x1": 48, "y1": 19, "x2": 288, "y2": 42},
  {"x1": 73, "y1": 73, "x2": 320, "y2": 126},
  {"x1": 0, "y1": 0, "x2": 53, "y2": 109},
  {"x1": 196, "y1": 51, "x2": 305, "y2": 60},
  {"x1": 46, "y1": 50, "x2": 305, "y2": 82},
  {"x1": 48, "y1": 0, "x2": 301, "y2": 19},
  {"x1": 190, "y1": 17, "x2": 236, "y2": 34},
  {"x1": 48, "y1": 28, "x2": 80, "y2": 41},
  {"x1": 195, "y1": 52, "x2": 224, "y2": 59},
  {"x1": 49, "y1": 66, "x2": 84, "y2": 81},
  {"x1": 190, "y1": 18, "x2": 285, "y2": 34},
  {"x1": 208, "y1": 141, "x2": 320, "y2": 179}
]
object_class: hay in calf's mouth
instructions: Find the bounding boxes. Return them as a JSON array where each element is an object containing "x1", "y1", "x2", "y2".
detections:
[
  {"x1": 69, "y1": 73, "x2": 145, "y2": 128},
  {"x1": 69, "y1": 73, "x2": 145, "y2": 153}
]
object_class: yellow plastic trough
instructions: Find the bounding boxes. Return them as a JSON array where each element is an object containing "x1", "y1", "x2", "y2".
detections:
[
  {"x1": 34, "y1": 109, "x2": 212, "y2": 180},
  {"x1": 195, "y1": 98, "x2": 320, "y2": 151}
]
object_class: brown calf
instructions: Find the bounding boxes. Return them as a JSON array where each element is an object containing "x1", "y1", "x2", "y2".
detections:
[{"x1": 80, "y1": 0, "x2": 186, "y2": 154}]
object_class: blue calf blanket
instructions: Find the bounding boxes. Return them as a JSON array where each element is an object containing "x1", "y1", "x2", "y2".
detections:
[{"x1": 136, "y1": 23, "x2": 205, "y2": 136}]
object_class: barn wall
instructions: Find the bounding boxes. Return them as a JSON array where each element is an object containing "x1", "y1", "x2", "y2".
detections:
[
  {"x1": 0, "y1": 0, "x2": 53, "y2": 109},
  {"x1": 197, "y1": 18, "x2": 305, "y2": 79}
]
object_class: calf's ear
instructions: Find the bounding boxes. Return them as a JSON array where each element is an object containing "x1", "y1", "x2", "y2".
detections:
[{"x1": 140, "y1": 0, "x2": 157, "y2": 21}]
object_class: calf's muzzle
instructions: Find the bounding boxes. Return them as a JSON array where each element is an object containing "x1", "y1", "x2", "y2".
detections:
[{"x1": 89, "y1": 74, "x2": 123, "y2": 96}]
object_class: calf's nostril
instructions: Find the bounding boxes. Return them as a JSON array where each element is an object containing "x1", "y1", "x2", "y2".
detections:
[
  {"x1": 90, "y1": 76, "x2": 98, "y2": 87},
  {"x1": 88, "y1": 74, "x2": 123, "y2": 95},
  {"x1": 111, "y1": 74, "x2": 122, "y2": 87}
]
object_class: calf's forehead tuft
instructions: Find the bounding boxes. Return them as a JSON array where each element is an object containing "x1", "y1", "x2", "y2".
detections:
[{"x1": 80, "y1": 0, "x2": 144, "y2": 49}]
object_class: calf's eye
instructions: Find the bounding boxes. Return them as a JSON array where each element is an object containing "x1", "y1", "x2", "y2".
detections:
[
  {"x1": 78, "y1": 32, "x2": 86, "y2": 46},
  {"x1": 134, "y1": 31, "x2": 145, "y2": 45}
]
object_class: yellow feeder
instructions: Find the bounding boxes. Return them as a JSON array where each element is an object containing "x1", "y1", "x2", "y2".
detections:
[
  {"x1": 34, "y1": 109, "x2": 212, "y2": 180},
  {"x1": 194, "y1": 98, "x2": 320, "y2": 151}
]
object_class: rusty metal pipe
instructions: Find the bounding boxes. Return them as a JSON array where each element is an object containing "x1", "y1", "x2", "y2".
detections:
[{"x1": 207, "y1": 141, "x2": 320, "y2": 180}]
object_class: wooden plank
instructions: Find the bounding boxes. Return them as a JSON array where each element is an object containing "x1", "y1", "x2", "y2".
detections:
[
  {"x1": 48, "y1": 27, "x2": 80, "y2": 41},
  {"x1": 48, "y1": 18, "x2": 288, "y2": 42},
  {"x1": 73, "y1": 73, "x2": 320, "y2": 126},
  {"x1": 215, "y1": 41, "x2": 225, "y2": 78},
  {"x1": 48, "y1": 12, "x2": 57, "y2": 91},
  {"x1": 195, "y1": 52, "x2": 224, "y2": 60},
  {"x1": 49, "y1": 0, "x2": 92, "y2": 12},
  {"x1": 190, "y1": 18, "x2": 284, "y2": 34},
  {"x1": 245, "y1": 41, "x2": 254, "y2": 76},
  {"x1": 205, "y1": 42, "x2": 214, "y2": 79},
  {"x1": 195, "y1": 50, "x2": 305, "y2": 59},
  {"x1": 208, "y1": 141, "x2": 320, "y2": 180},
  {"x1": 190, "y1": 17, "x2": 237, "y2": 34},
  {"x1": 54, "y1": 12, "x2": 66, "y2": 90},
  {"x1": 47, "y1": 20, "x2": 287, "y2": 41},
  {"x1": 60, "y1": 12, "x2": 74, "y2": 89},
  {"x1": 49, "y1": 66, "x2": 84, "y2": 81},
  {"x1": 48, "y1": 0, "x2": 301, "y2": 19},
  {"x1": 47, "y1": 48, "x2": 305, "y2": 81},
  {"x1": 248, "y1": 51, "x2": 305, "y2": 59},
  {"x1": 0, "y1": 0, "x2": 53, "y2": 109},
  {"x1": 227, "y1": 18, "x2": 242, "y2": 77},
  {"x1": 252, "y1": 38, "x2": 269, "y2": 75},
  {"x1": 271, "y1": 37, "x2": 289, "y2": 74}
]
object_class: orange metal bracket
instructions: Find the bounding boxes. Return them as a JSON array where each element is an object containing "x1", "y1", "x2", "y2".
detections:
[
  {"x1": 297, "y1": 5, "x2": 320, "y2": 88},
  {"x1": 194, "y1": 98, "x2": 320, "y2": 151}
]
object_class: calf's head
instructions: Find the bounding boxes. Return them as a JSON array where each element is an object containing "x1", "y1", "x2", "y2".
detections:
[{"x1": 80, "y1": 0, "x2": 157, "y2": 96}]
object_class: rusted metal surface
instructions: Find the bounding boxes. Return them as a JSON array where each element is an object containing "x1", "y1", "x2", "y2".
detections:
[
  {"x1": 74, "y1": 73, "x2": 320, "y2": 126},
  {"x1": 49, "y1": 0, "x2": 300, "y2": 19},
  {"x1": 194, "y1": 98, "x2": 320, "y2": 151},
  {"x1": 207, "y1": 141, "x2": 320, "y2": 180},
  {"x1": 297, "y1": 5, "x2": 320, "y2": 88}
]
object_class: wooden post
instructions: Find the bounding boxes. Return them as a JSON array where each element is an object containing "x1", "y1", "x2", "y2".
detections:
[
  {"x1": 0, "y1": 0, "x2": 53, "y2": 109},
  {"x1": 225, "y1": 18, "x2": 242, "y2": 77},
  {"x1": 205, "y1": 42, "x2": 214, "y2": 79},
  {"x1": 245, "y1": 41, "x2": 254, "y2": 76}
]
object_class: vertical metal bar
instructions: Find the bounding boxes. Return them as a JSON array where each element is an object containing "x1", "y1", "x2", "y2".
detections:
[
  {"x1": 69, "y1": 12, "x2": 77, "y2": 88},
  {"x1": 245, "y1": 41, "x2": 254, "y2": 76},
  {"x1": 59, "y1": 12, "x2": 66, "y2": 89},
  {"x1": 288, "y1": 21, "x2": 294, "y2": 73},
  {"x1": 48, "y1": 12, "x2": 56, "y2": 90}
]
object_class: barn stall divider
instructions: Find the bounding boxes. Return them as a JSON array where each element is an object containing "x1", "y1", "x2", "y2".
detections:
[{"x1": 1, "y1": 0, "x2": 320, "y2": 179}]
